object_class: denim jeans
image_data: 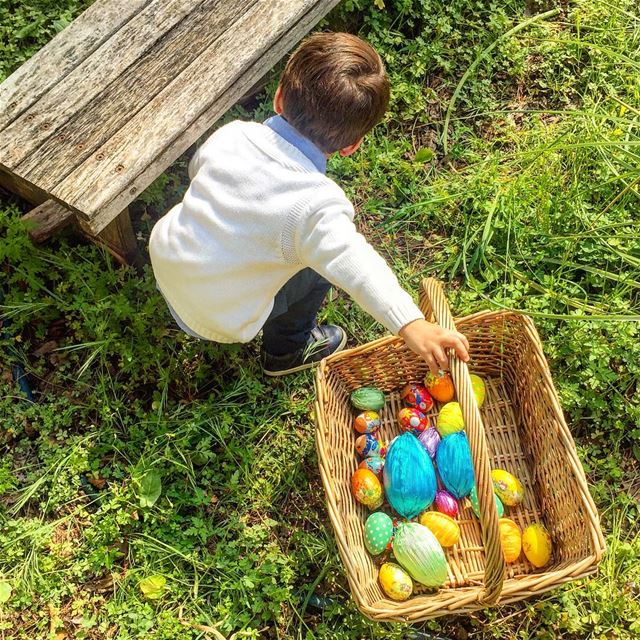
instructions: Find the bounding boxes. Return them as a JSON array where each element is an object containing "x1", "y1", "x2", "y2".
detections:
[{"x1": 262, "y1": 268, "x2": 332, "y2": 356}]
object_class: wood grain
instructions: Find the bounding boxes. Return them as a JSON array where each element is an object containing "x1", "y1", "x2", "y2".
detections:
[
  {"x1": 17, "y1": 0, "x2": 254, "y2": 187},
  {"x1": 53, "y1": 0, "x2": 342, "y2": 223},
  {"x1": 22, "y1": 200, "x2": 75, "y2": 243},
  {"x1": 0, "y1": 0, "x2": 200, "y2": 169},
  {"x1": 0, "y1": 0, "x2": 151, "y2": 130}
]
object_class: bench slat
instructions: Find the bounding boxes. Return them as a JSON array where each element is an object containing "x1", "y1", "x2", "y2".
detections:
[
  {"x1": 0, "y1": 0, "x2": 151, "y2": 131},
  {"x1": 52, "y1": 0, "x2": 342, "y2": 222},
  {"x1": 0, "y1": 0, "x2": 204, "y2": 169},
  {"x1": 17, "y1": 0, "x2": 257, "y2": 187}
]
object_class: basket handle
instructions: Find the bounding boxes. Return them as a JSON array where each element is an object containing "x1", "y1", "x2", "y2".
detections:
[{"x1": 419, "y1": 278, "x2": 505, "y2": 603}]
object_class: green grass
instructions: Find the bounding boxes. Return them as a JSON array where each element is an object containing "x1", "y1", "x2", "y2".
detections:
[{"x1": 1, "y1": 0, "x2": 640, "y2": 638}]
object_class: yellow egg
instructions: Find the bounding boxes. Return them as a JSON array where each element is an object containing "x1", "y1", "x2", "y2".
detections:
[
  {"x1": 436, "y1": 402, "x2": 465, "y2": 436},
  {"x1": 499, "y1": 518, "x2": 522, "y2": 563},
  {"x1": 379, "y1": 563, "x2": 413, "y2": 601},
  {"x1": 491, "y1": 469, "x2": 524, "y2": 506},
  {"x1": 469, "y1": 374, "x2": 486, "y2": 408},
  {"x1": 419, "y1": 511, "x2": 460, "y2": 547},
  {"x1": 522, "y1": 523, "x2": 552, "y2": 568}
]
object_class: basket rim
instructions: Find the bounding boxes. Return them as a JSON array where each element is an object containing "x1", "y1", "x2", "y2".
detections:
[{"x1": 314, "y1": 307, "x2": 605, "y2": 620}]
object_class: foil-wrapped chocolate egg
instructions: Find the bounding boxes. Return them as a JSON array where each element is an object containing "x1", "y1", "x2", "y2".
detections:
[
  {"x1": 398, "y1": 407, "x2": 429, "y2": 433},
  {"x1": 401, "y1": 383, "x2": 434, "y2": 412}
]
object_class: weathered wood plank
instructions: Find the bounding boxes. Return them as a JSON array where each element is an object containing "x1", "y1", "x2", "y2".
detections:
[
  {"x1": 0, "y1": 0, "x2": 204, "y2": 170},
  {"x1": 52, "y1": 0, "x2": 342, "y2": 222},
  {"x1": 22, "y1": 200, "x2": 75, "y2": 243},
  {"x1": 17, "y1": 0, "x2": 257, "y2": 188},
  {"x1": 0, "y1": 164, "x2": 47, "y2": 205},
  {"x1": 0, "y1": 0, "x2": 151, "y2": 131}
]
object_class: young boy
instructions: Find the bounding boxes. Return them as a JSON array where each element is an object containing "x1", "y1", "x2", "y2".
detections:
[{"x1": 149, "y1": 32, "x2": 469, "y2": 376}]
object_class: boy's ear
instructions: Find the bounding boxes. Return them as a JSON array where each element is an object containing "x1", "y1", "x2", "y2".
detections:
[
  {"x1": 273, "y1": 85, "x2": 284, "y2": 115},
  {"x1": 339, "y1": 137, "x2": 364, "y2": 157}
]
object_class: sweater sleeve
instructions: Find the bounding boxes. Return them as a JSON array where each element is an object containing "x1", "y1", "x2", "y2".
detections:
[{"x1": 295, "y1": 199, "x2": 424, "y2": 335}]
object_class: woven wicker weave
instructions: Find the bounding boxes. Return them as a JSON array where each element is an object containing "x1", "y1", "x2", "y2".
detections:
[{"x1": 314, "y1": 278, "x2": 605, "y2": 621}]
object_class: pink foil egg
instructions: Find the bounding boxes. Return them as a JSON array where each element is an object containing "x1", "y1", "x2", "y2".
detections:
[
  {"x1": 398, "y1": 407, "x2": 429, "y2": 433},
  {"x1": 401, "y1": 383, "x2": 434, "y2": 413},
  {"x1": 434, "y1": 489, "x2": 459, "y2": 518},
  {"x1": 359, "y1": 455, "x2": 385, "y2": 479},
  {"x1": 417, "y1": 427, "x2": 441, "y2": 459}
]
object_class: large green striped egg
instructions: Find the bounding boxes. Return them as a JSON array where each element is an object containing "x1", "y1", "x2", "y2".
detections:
[
  {"x1": 364, "y1": 512, "x2": 394, "y2": 555},
  {"x1": 392, "y1": 522, "x2": 448, "y2": 588}
]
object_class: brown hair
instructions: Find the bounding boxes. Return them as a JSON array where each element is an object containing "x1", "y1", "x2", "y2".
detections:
[{"x1": 278, "y1": 32, "x2": 390, "y2": 154}]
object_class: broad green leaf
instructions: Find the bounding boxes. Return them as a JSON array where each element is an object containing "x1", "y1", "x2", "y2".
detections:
[
  {"x1": 0, "y1": 582, "x2": 11, "y2": 603},
  {"x1": 414, "y1": 147, "x2": 435, "y2": 163},
  {"x1": 138, "y1": 575, "x2": 166, "y2": 600},
  {"x1": 137, "y1": 470, "x2": 162, "y2": 508}
]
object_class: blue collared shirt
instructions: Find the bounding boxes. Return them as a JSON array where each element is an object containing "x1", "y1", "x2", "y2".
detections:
[{"x1": 264, "y1": 115, "x2": 327, "y2": 174}]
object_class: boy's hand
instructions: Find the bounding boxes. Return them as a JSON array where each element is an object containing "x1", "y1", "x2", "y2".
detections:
[{"x1": 399, "y1": 319, "x2": 470, "y2": 375}]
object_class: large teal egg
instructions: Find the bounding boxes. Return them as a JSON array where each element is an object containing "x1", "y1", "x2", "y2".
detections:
[
  {"x1": 383, "y1": 432, "x2": 436, "y2": 518},
  {"x1": 469, "y1": 485, "x2": 504, "y2": 518},
  {"x1": 436, "y1": 432, "x2": 475, "y2": 499},
  {"x1": 364, "y1": 512, "x2": 394, "y2": 555}
]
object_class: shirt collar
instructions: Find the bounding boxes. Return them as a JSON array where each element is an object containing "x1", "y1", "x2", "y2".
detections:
[{"x1": 264, "y1": 115, "x2": 327, "y2": 174}]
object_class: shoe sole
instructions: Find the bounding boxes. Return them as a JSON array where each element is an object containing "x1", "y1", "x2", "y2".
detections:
[{"x1": 263, "y1": 330, "x2": 348, "y2": 377}]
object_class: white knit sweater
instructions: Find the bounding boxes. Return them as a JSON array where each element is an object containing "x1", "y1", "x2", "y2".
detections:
[{"x1": 149, "y1": 120, "x2": 424, "y2": 343}]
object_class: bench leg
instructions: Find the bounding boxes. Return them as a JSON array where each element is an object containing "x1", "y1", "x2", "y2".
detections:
[{"x1": 22, "y1": 200, "x2": 76, "y2": 243}]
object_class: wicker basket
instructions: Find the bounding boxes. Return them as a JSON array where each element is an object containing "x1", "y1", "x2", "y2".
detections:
[{"x1": 314, "y1": 278, "x2": 605, "y2": 621}]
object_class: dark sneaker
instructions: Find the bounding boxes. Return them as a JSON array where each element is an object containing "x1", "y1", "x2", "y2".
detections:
[{"x1": 262, "y1": 325, "x2": 347, "y2": 377}]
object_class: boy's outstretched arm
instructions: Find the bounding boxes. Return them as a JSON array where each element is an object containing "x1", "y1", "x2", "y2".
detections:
[{"x1": 399, "y1": 319, "x2": 469, "y2": 375}]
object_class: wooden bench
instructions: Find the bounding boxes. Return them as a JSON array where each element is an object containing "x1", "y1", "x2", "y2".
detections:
[{"x1": 0, "y1": 0, "x2": 340, "y2": 262}]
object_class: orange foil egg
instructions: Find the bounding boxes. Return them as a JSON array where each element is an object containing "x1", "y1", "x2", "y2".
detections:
[
  {"x1": 351, "y1": 468, "x2": 384, "y2": 510},
  {"x1": 424, "y1": 371, "x2": 455, "y2": 403}
]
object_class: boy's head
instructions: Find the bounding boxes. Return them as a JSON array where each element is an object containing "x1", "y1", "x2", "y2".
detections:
[{"x1": 275, "y1": 32, "x2": 390, "y2": 155}]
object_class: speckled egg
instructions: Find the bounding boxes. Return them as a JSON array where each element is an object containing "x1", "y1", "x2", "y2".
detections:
[
  {"x1": 359, "y1": 455, "x2": 385, "y2": 479},
  {"x1": 354, "y1": 410, "x2": 381, "y2": 434},
  {"x1": 499, "y1": 518, "x2": 522, "y2": 563},
  {"x1": 434, "y1": 489, "x2": 459, "y2": 518},
  {"x1": 468, "y1": 485, "x2": 504, "y2": 518},
  {"x1": 379, "y1": 563, "x2": 413, "y2": 601},
  {"x1": 355, "y1": 434, "x2": 386, "y2": 458},
  {"x1": 351, "y1": 468, "x2": 384, "y2": 510},
  {"x1": 364, "y1": 512, "x2": 394, "y2": 555},
  {"x1": 492, "y1": 469, "x2": 524, "y2": 506},
  {"x1": 417, "y1": 426, "x2": 441, "y2": 459},
  {"x1": 419, "y1": 511, "x2": 460, "y2": 547},
  {"x1": 522, "y1": 523, "x2": 552, "y2": 568},
  {"x1": 398, "y1": 407, "x2": 429, "y2": 433},
  {"x1": 401, "y1": 383, "x2": 434, "y2": 412}
]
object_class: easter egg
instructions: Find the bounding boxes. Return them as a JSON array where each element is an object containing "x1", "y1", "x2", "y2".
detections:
[
  {"x1": 384, "y1": 432, "x2": 437, "y2": 518},
  {"x1": 434, "y1": 489, "x2": 459, "y2": 518},
  {"x1": 351, "y1": 469, "x2": 383, "y2": 509},
  {"x1": 424, "y1": 371, "x2": 455, "y2": 403},
  {"x1": 364, "y1": 512, "x2": 394, "y2": 555},
  {"x1": 419, "y1": 511, "x2": 460, "y2": 547},
  {"x1": 417, "y1": 426, "x2": 441, "y2": 459},
  {"x1": 436, "y1": 432, "x2": 475, "y2": 499},
  {"x1": 392, "y1": 522, "x2": 448, "y2": 588},
  {"x1": 355, "y1": 434, "x2": 385, "y2": 458},
  {"x1": 398, "y1": 407, "x2": 429, "y2": 433},
  {"x1": 468, "y1": 485, "x2": 504, "y2": 518},
  {"x1": 492, "y1": 469, "x2": 524, "y2": 506},
  {"x1": 470, "y1": 374, "x2": 486, "y2": 408},
  {"x1": 401, "y1": 383, "x2": 434, "y2": 412},
  {"x1": 522, "y1": 523, "x2": 552, "y2": 568},
  {"x1": 436, "y1": 402, "x2": 465, "y2": 436},
  {"x1": 354, "y1": 410, "x2": 381, "y2": 434},
  {"x1": 351, "y1": 387, "x2": 385, "y2": 411},
  {"x1": 359, "y1": 455, "x2": 384, "y2": 479},
  {"x1": 499, "y1": 518, "x2": 522, "y2": 563},
  {"x1": 379, "y1": 563, "x2": 413, "y2": 601}
]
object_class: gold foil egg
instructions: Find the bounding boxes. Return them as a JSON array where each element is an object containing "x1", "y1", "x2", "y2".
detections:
[
  {"x1": 419, "y1": 511, "x2": 460, "y2": 547},
  {"x1": 469, "y1": 374, "x2": 486, "y2": 408},
  {"x1": 522, "y1": 523, "x2": 552, "y2": 568},
  {"x1": 379, "y1": 562, "x2": 413, "y2": 601},
  {"x1": 499, "y1": 518, "x2": 522, "y2": 563},
  {"x1": 436, "y1": 402, "x2": 465, "y2": 436},
  {"x1": 491, "y1": 469, "x2": 525, "y2": 506}
]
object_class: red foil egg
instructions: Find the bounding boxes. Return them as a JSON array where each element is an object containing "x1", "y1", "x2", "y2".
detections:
[
  {"x1": 434, "y1": 489, "x2": 459, "y2": 518},
  {"x1": 401, "y1": 383, "x2": 434, "y2": 413},
  {"x1": 397, "y1": 407, "x2": 429, "y2": 433}
]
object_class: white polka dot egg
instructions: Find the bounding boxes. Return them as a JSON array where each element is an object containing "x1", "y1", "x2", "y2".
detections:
[{"x1": 364, "y1": 512, "x2": 394, "y2": 555}]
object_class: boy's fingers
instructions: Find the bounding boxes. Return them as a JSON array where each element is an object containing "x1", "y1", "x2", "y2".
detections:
[
  {"x1": 433, "y1": 346, "x2": 449, "y2": 371},
  {"x1": 457, "y1": 332, "x2": 470, "y2": 351},
  {"x1": 453, "y1": 339, "x2": 470, "y2": 362},
  {"x1": 425, "y1": 354, "x2": 439, "y2": 376}
]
